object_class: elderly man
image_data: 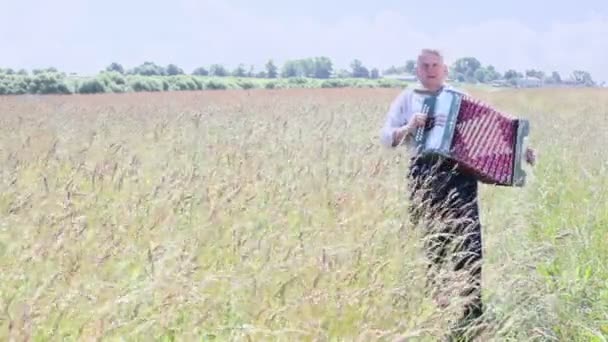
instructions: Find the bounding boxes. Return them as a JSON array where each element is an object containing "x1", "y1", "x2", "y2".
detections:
[{"x1": 380, "y1": 49, "x2": 485, "y2": 331}]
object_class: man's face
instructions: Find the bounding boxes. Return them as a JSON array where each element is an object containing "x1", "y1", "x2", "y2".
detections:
[{"x1": 416, "y1": 53, "x2": 447, "y2": 89}]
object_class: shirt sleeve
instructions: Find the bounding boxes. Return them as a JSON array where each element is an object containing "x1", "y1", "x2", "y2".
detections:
[{"x1": 380, "y1": 89, "x2": 411, "y2": 148}]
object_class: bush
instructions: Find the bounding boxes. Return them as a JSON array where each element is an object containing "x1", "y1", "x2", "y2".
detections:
[
  {"x1": 79, "y1": 79, "x2": 106, "y2": 94},
  {"x1": 128, "y1": 76, "x2": 164, "y2": 92}
]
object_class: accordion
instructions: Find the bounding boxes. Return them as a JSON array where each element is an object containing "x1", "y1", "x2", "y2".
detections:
[{"x1": 412, "y1": 88, "x2": 530, "y2": 186}]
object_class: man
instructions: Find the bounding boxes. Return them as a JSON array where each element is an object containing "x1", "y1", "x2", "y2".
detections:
[{"x1": 380, "y1": 48, "x2": 486, "y2": 332}]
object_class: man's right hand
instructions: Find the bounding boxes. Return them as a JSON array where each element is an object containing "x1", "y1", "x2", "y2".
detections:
[
  {"x1": 404, "y1": 112, "x2": 429, "y2": 135},
  {"x1": 410, "y1": 112, "x2": 429, "y2": 129},
  {"x1": 392, "y1": 113, "x2": 429, "y2": 146}
]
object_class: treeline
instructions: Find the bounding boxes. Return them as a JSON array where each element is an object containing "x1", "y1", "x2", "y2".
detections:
[
  {"x1": 0, "y1": 56, "x2": 599, "y2": 95},
  {"x1": 102, "y1": 58, "x2": 377, "y2": 80},
  {"x1": 0, "y1": 69, "x2": 406, "y2": 96},
  {"x1": 440, "y1": 57, "x2": 596, "y2": 87}
]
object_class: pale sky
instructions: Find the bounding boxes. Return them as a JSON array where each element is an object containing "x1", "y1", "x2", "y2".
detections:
[{"x1": 2, "y1": 0, "x2": 607, "y2": 82}]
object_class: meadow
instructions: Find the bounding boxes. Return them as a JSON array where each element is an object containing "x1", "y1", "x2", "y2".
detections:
[{"x1": 0, "y1": 86, "x2": 607, "y2": 341}]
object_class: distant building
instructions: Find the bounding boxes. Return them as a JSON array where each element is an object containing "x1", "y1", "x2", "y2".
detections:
[
  {"x1": 516, "y1": 76, "x2": 542, "y2": 88},
  {"x1": 491, "y1": 80, "x2": 510, "y2": 87},
  {"x1": 382, "y1": 73, "x2": 417, "y2": 82}
]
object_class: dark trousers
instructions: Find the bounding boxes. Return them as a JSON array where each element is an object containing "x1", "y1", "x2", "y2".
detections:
[{"x1": 407, "y1": 155, "x2": 483, "y2": 322}]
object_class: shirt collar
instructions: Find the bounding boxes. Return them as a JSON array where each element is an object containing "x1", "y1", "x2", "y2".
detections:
[{"x1": 412, "y1": 83, "x2": 448, "y2": 95}]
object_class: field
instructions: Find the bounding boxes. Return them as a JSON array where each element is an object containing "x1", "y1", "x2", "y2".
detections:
[{"x1": 0, "y1": 86, "x2": 607, "y2": 341}]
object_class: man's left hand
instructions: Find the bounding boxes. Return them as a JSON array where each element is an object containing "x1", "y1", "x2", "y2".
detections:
[{"x1": 525, "y1": 147, "x2": 536, "y2": 166}]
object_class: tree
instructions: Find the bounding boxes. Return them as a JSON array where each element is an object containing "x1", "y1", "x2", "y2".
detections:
[
  {"x1": 503, "y1": 69, "x2": 523, "y2": 86},
  {"x1": 281, "y1": 60, "x2": 299, "y2": 78},
  {"x1": 503, "y1": 69, "x2": 522, "y2": 80},
  {"x1": 383, "y1": 66, "x2": 399, "y2": 75},
  {"x1": 312, "y1": 57, "x2": 332, "y2": 79},
  {"x1": 405, "y1": 60, "x2": 416, "y2": 74},
  {"x1": 128, "y1": 62, "x2": 165, "y2": 76},
  {"x1": 106, "y1": 62, "x2": 124, "y2": 74},
  {"x1": 571, "y1": 70, "x2": 594, "y2": 86},
  {"x1": 473, "y1": 65, "x2": 501, "y2": 83},
  {"x1": 335, "y1": 69, "x2": 351, "y2": 78},
  {"x1": 27, "y1": 70, "x2": 71, "y2": 94},
  {"x1": 525, "y1": 69, "x2": 544, "y2": 79},
  {"x1": 265, "y1": 60, "x2": 278, "y2": 78},
  {"x1": 550, "y1": 71, "x2": 561, "y2": 83},
  {"x1": 451, "y1": 57, "x2": 481, "y2": 82},
  {"x1": 166, "y1": 64, "x2": 184, "y2": 76},
  {"x1": 350, "y1": 59, "x2": 369, "y2": 78},
  {"x1": 370, "y1": 68, "x2": 380, "y2": 79},
  {"x1": 485, "y1": 65, "x2": 501, "y2": 81},
  {"x1": 474, "y1": 68, "x2": 487, "y2": 83},
  {"x1": 232, "y1": 64, "x2": 247, "y2": 77},
  {"x1": 192, "y1": 67, "x2": 209, "y2": 76},
  {"x1": 247, "y1": 65, "x2": 255, "y2": 77},
  {"x1": 209, "y1": 64, "x2": 228, "y2": 76},
  {"x1": 278, "y1": 57, "x2": 332, "y2": 78},
  {"x1": 32, "y1": 67, "x2": 58, "y2": 75}
]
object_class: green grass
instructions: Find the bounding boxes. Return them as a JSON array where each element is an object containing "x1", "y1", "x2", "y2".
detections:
[{"x1": 0, "y1": 87, "x2": 606, "y2": 340}]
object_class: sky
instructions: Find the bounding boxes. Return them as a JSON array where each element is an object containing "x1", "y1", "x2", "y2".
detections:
[{"x1": 2, "y1": 0, "x2": 608, "y2": 82}]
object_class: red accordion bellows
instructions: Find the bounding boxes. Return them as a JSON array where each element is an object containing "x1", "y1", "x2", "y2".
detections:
[{"x1": 451, "y1": 97, "x2": 519, "y2": 185}]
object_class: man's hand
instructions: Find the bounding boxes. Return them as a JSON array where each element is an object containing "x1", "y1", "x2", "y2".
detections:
[
  {"x1": 411, "y1": 112, "x2": 449, "y2": 130},
  {"x1": 391, "y1": 113, "x2": 428, "y2": 146},
  {"x1": 525, "y1": 147, "x2": 536, "y2": 166},
  {"x1": 410, "y1": 112, "x2": 429, "y2": 129}
]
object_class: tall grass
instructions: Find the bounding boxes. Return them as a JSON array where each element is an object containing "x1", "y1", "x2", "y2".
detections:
[{"x1": 0, "y1": 87, "x2": 606, "y2": 340}]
